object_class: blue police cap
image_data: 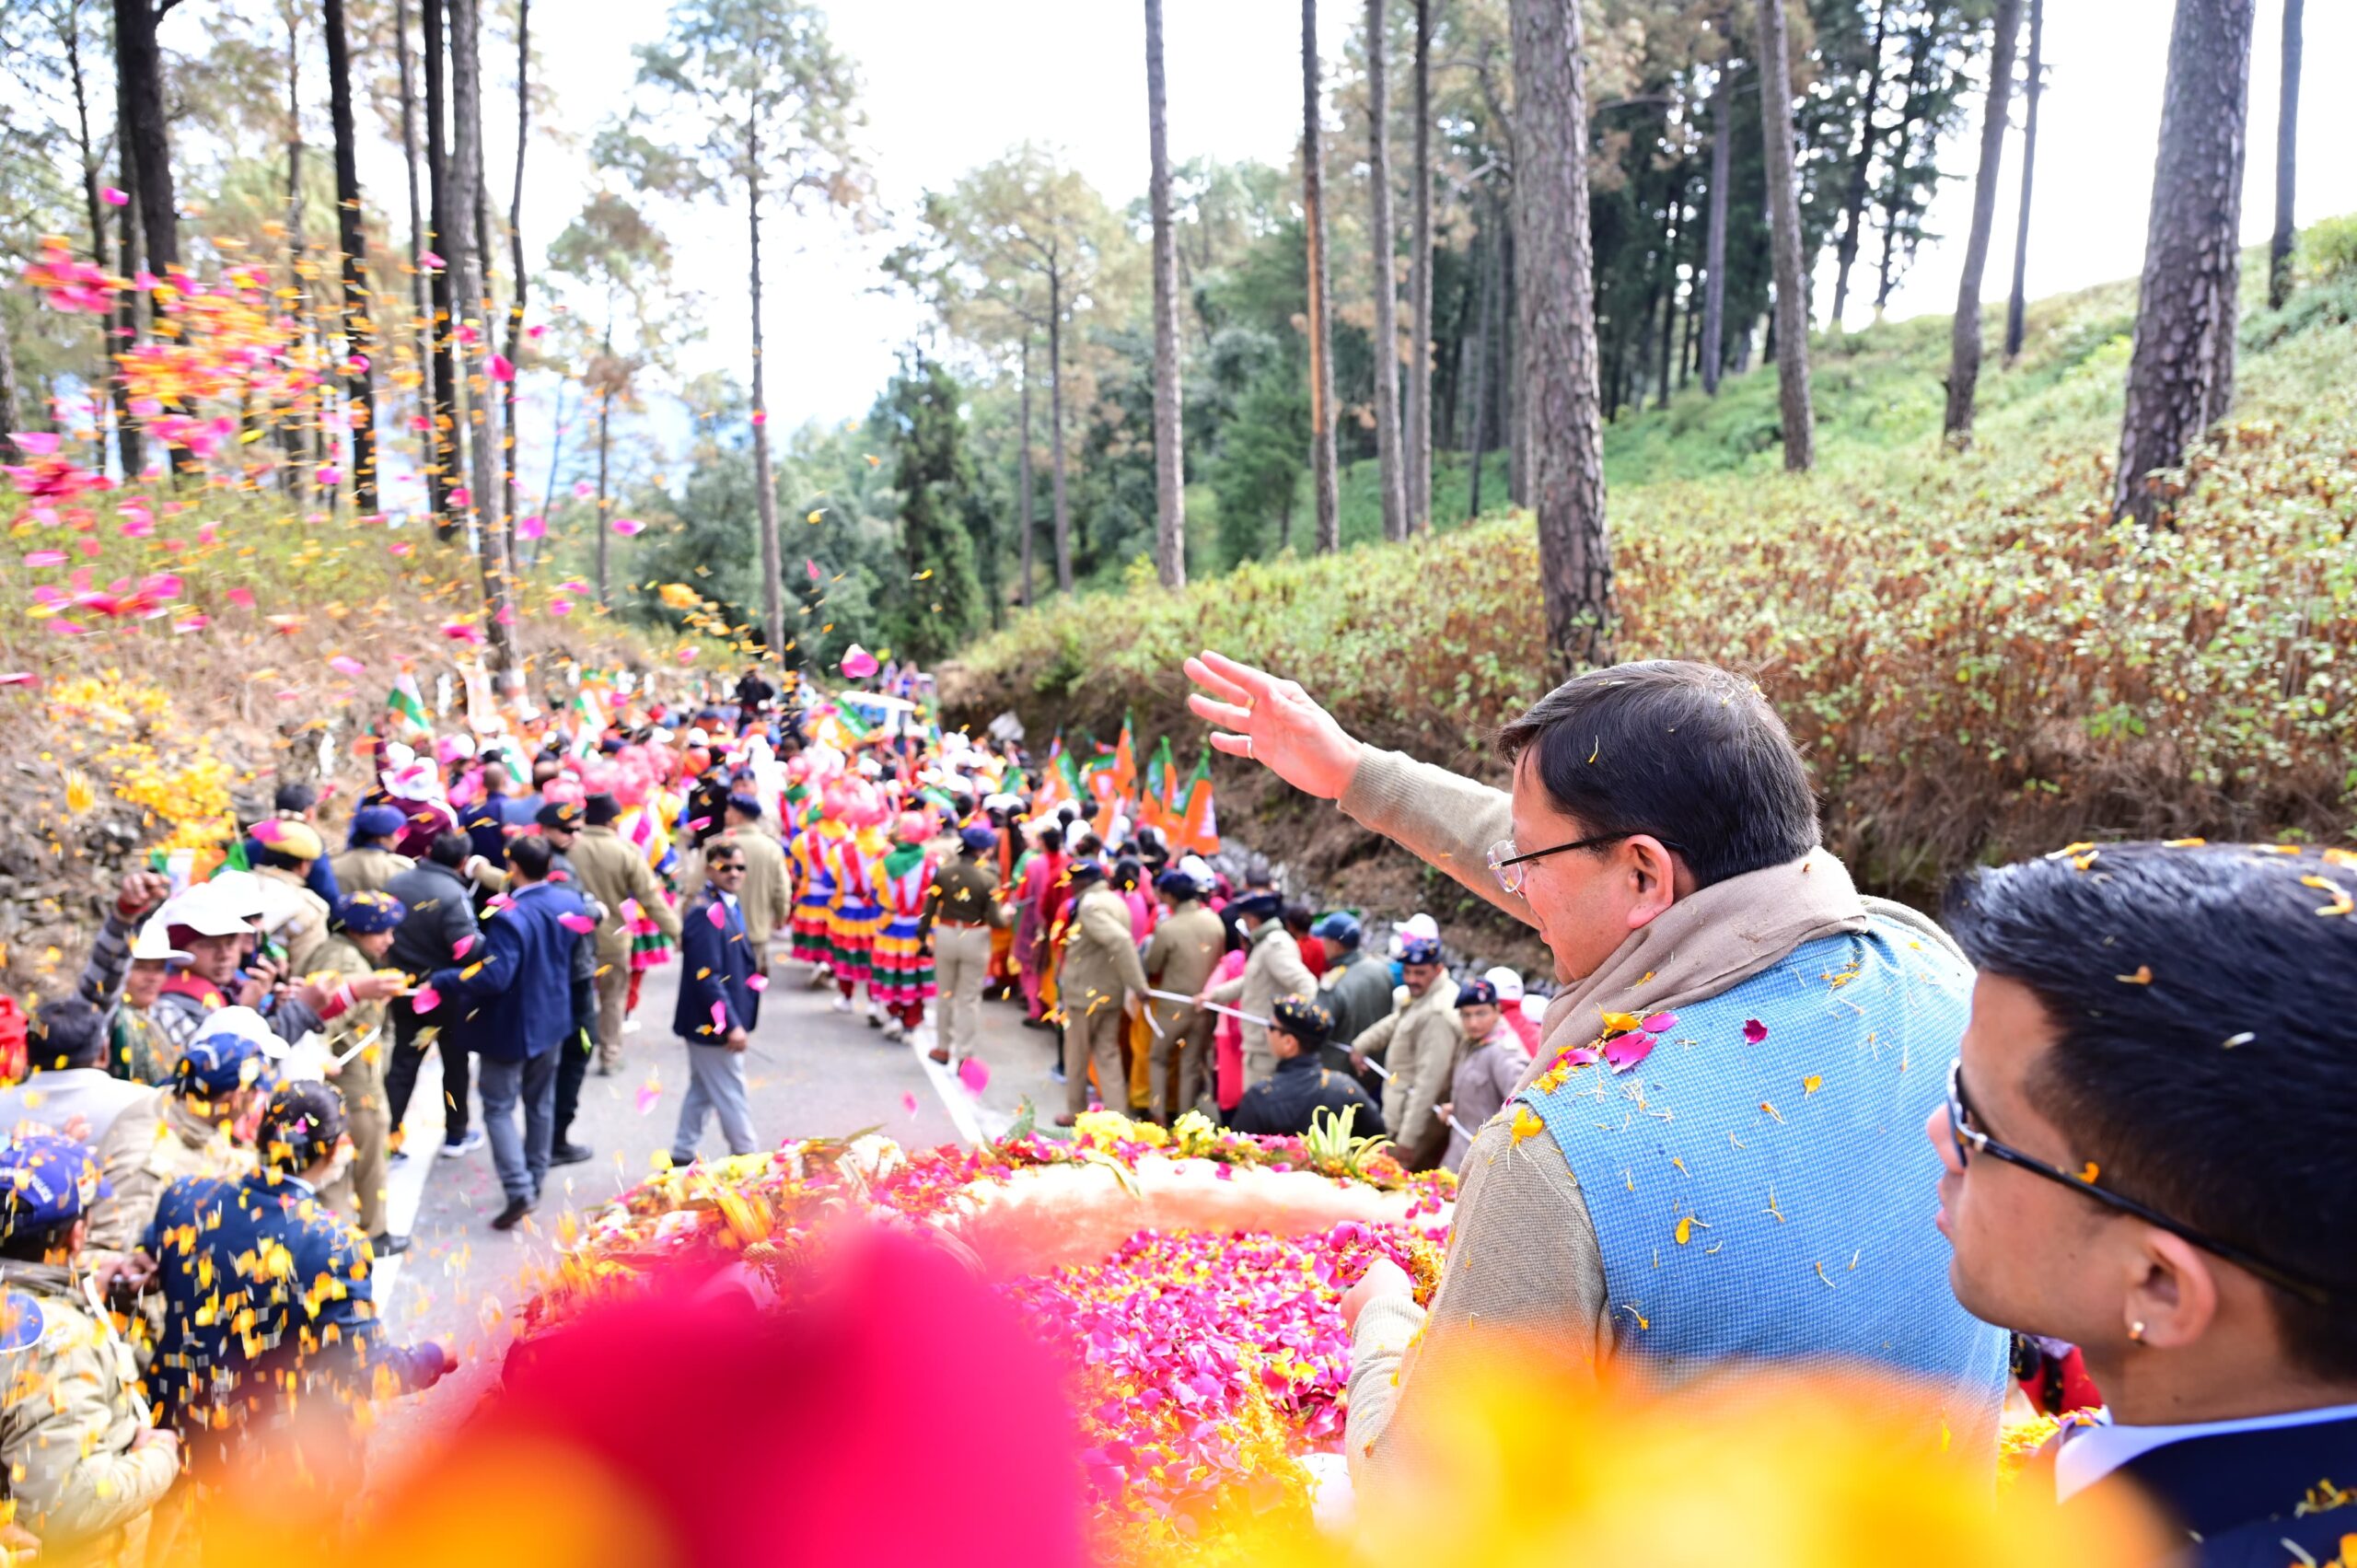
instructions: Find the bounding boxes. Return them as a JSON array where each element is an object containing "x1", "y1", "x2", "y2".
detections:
[
  {"x1": 175, "y1": 1021, "x2": 267, "y2": 1097},
  {"x1": 1311, "y1": 911, "x2": 1362, "y2": 946},
  {"x1": 334, "y1": 889, "x2": 408, "y2": 935},
  {"x1": 959, "y1": 826, "x2": 999, "y2": 854},
  {"x1": 353, "y1": 803, "x2": 408, "y2": 839},
  {"x1": 0, "y1": 1134, "x2": 110, "y2": 1232},
  {"x1": 1399, "y1": 935, "x2": 1445, "y2": 967}
]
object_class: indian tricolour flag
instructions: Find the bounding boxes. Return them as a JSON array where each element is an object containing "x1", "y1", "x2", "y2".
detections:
[{"x1": 387, "y1": 674, "x2": 432, "y2": 738}]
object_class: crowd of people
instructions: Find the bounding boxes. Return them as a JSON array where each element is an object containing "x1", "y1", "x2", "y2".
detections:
[{"x1": 2, "y1": 645, "x2": 2351, "y2": 1565}]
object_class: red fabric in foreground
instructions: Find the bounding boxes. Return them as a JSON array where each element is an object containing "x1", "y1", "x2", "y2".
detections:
[{"x1": 466, "y1": 1234, "x2": 1087, "y2": 1567}]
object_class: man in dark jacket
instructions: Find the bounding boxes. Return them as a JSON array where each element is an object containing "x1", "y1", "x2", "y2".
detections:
[
  {"x1": 1229, "y1": 996, "x2": 1384, "y2": 1139},
  {"x1": 668, "y1": 841, "x2": 761, "y2": 1166},
  {"x1": 424, "y1": 836, "x2": 589, "y2": 1229},
  {"x1": 382, "y1": 831, "x2": 484, "y2": 1159}
]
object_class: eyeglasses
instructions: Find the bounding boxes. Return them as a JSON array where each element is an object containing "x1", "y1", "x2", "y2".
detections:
[
  {"x1": 1944, "y1": 1060, "x2": 2334, "y2": 1308},
  {"x1": 1485, "y1": 831, "x2": 1682, "y2": 897}
]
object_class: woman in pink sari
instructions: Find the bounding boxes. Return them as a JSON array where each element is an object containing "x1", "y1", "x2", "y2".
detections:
[{"x1": 1014, "y1": 823, "x2": 1067, "y2": 1023}]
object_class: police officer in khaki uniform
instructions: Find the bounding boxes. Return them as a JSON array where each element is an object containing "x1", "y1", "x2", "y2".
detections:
[
  {"x1": 1140, "y1": 868, "x2": 1225, "y2": 1123},
  {"x1": 567, "y1": 793, "x2": 681, "y2": 1074},
  {"x1": 329, "y1": 804, "x2": 416, "y2": 896},
  {"x1": 926, "y1": 827, "x2": 1010, "y2": 1068},
  {"x1": 1051, "y1": 861, "x2": 1149, "y2": 1127},
  {"x1": 0, "y1": 1135, "x2": 180, "y2": 1562},
  {"x1": 311, "y1": 890, "x2": 410, "y2": 1254}
]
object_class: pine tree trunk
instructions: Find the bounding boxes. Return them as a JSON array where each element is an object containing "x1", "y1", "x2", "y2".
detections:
[
  {"x1": 595, "y1": 361, "x2": 610, "y2": 609},
  {"x1": 2004, "y1": 0, "x2": 2043, "y2": 361},
  {"x1": 1049, "y1": 268, "x2": 1074, "y2": 592},
  {"x1": 396, "y1": 0, "x2": 432, "y2": 472},
  {"x1": 63, "y1": 13, "x2": 116, "y2": 470},
  {"x1": 504, "y1": 0, "x2": 530, "y2": 575},
  {"x1": 324, "y1": 0, "x2": 379, "y2": 514},
  {"x1": 113, "y1": 0, "x2": 177, "y2": 271},
  {"x1": 746, "y1": 143, "x2": 785, "y2": 656},
  {"x1": 1303, "y1": 0, "x2": 1341, "y2": 552},
  {"x1": 1830, "y1": 0, "x2": 1892, "y2": 328},
  {"x1": 2116, "y1": 0, "x2": 2258, "y2": 527},
  {"x1": 447, "y1": 0, "x2": 514, "y2": 672},
  {"x1": 1655, "y1": 167, "x2": 1683, "y2": 411},
  {"x1": 1365, "y1": 0, "x2": 1407, "y2": 544},
  {"x1": 1018, "y1": 338, "x2": 1035, "y2": 607},
  {"x1": 112, "y1": 98, "x2": 145, "y2": 481},
  {"x1": 1755, "y1": 0, "x2": 1816, "y2": 470},
  {"x1": 2269, "y1": 0, "x2": 2302, "y2": 309},
  {"x1": 1701, "y1": 57, "x2": 1732, "y2": 396},
  {"x1": 1943, "y1": 0, "x2": 2021, "y2": 448},
  {"x1": 1407, "y1": 0, "x2": 1434, "y2": 533},
  {"x1": 423, "y1": 0, "x2": 459, "y2": 536},
  {"x1": 1144, "y1": 0, "x2": 1187, "y2": 587},
  {"x1": 1467, "y1": 194, "x2": 1502, "y2": 521},
  {"x1": 1510, "y1": 0, "x2": 1612, "y2": 669}
]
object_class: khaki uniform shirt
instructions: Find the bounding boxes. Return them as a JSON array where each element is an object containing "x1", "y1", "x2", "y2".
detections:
[
  {"x1": 1357, "y1": 974, "x2": 1463, "y2": 1170},
  {"x1": 1202, "y1": 920, "x2": 1318, "y2": 1075},
  {"x1": 567, "y1": 825, "x2": 680, "y2": 961},
  {"x1": 84, "y1": 1088, "x2": 250, "y2": 1260},
  {"x1": 328, "y1": 846, "x2": 414, "y2": 897},
  {"x1": 926, "y1": 857, "x2": 1009, "y2": 929},
  {"x1": 0, "y1": 1260, "x2": 178, "y2": 1556},
  {"x1": 311, "y1": 935, "x2": 391, "y2": 1101},
  {"x1": 1142, "y1": 901, "x2": 1225, "y2": 998},
  {"x1": 256, "y1": 865, "x2": 331, "y2": 978},
  {"x1": 1057, "y1": 887, "x2": 1150, "y2": 1014}
]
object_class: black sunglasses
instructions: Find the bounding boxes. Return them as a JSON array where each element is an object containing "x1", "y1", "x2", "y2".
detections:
[{"x1": 1945, "y1": 1060, "x2": 2334, "y2": 1308}]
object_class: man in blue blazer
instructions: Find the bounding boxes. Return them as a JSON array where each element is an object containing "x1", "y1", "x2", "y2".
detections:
[
  {"x1": 668, "y1": 837, "x2": 761, "y2": 1166},
  {"x1": 424, "y1": 835, "x2": 589, "y2": 1229}
]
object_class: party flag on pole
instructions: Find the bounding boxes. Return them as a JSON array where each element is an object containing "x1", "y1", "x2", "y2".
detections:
[
  {"x1": 1172, "y1": 748, "x2": 1221, "y2": 855},
  {"x1": 387, "y1": 673, "x2": 432, "y2": 738},
  {"x1": 1109, "y1": 714, "x2": 1140, "y2": 806},
  {"x1": 1138, "y1": 736, "x2": 1178, "y2": 837}
]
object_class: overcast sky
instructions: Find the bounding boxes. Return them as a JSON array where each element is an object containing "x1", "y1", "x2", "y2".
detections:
[{"x1": 179, "y1": 0, "x2": 2353, "y2": 435}]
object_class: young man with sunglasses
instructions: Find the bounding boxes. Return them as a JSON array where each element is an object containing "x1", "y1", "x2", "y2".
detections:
[
  {"x1": 1937, "y1": 841, "x2": 2357, "y2": 1563},
  {"x1": 1185, "y1": 652, "x2": 2007, "y2": 1489}
]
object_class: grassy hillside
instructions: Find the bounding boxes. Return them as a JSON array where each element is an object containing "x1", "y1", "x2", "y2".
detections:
[{"x1": 944, "y1": 241, "x2": 2357, "y2": 942}]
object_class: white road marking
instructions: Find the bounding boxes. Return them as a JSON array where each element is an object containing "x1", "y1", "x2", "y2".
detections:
[{"x1": 374, "y1": 1053, "x2": 445, "y2": 1303}]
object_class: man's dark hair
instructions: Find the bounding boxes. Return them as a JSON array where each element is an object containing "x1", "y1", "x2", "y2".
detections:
[
  {"x1": 1074, "y1": 832, "x2": 1104, "y2": 857},
  {"x1": 1280, "y1": 902, "x2": 1314, "y2": 935},
  {"x1": 30, "y1": 996, "x2": 107, "y2": 1072},
  {"x1": 506, "y1": 834, "x2": 553, "y2": 882},
  {"x1": 273, "y1": 781, "x2": 318, "y2": 815},
  {"x1": 1944, "y1": 841, "x2": 2357, "y2": 1380},
  {"x1": 427, "y1": 830, "x2": 473, "y2": 869},
  {"x1": 1037, "y1": 825, "x2": 1063, "y2": 854},
  {"x1": 1495, "y1": 660, "x2": 1818, "y2": 888},
  {"x1": 254, "y1": 845, "x2": 309, "y2": 873},
  {"x1": 705, "y1": 837, "x2": 746, "y2": 870},
  {"x1": 0, "y1": 1213, "x2": 76, "y2": 1262}
]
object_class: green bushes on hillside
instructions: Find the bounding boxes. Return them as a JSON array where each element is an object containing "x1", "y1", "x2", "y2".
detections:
[{"x1": 945, "y1": 283, "x2": 2357, "y2": 903}]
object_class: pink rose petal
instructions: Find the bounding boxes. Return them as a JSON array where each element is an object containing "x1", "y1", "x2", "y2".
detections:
[
  {"x1": 957, "y1": 1055, "x2": 990, "y2": 1095},
  {"x1": 557, "y1": 912, "x2": 597, "y2": 934},
  {"x1": 1602, "y1": 1030, "x2": 1656, "y2": 1074},
  {"x1": 411, "y1": 983, "x2": 441, "y2": 1015},
  {"x1": 451, "y1": 933, "x2": 478, "y2": 959},
  {"x1": 329, "y1": 656, "x2": 366, "y2": 677},
  {"x1": 633, "y1": 1075, "x2": 660, "y2": 1114},
  {"x1": 746, "y1": 972, "x2": 768, "y2": 992},
  {"x1": 709, "y1": 999, "x2": 728, "y2": 1035},
  {"x1": 706, "y1": 901, "x2": 726, "y2": 928},
  {"x1": 1742, "y1": 1018, "x2": 1769, "y2": 1045},
  {"x1": 902, "y1": 1092, "x2": 919, "y2": 1117},
  {"x1": 1640, "y1": 1011, "x2": 1678, "y2": 1035}
]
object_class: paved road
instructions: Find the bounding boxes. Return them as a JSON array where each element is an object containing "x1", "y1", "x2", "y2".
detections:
[{"x1": 368, "y1": 940, "x2": 1076, "y2": 1375}]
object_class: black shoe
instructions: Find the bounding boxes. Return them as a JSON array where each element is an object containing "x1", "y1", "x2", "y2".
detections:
[
  {"x1": 492, "y1": 1195, "x2": 534, "y2": 1231},
  {"x1": 370, "y1": 1232, "x2": 412, "y2": 1258},
  {"x1": 551, "y1": 1141, "x2": 594, "y2": 1166},
  {"x1": 595, "y1": 1063, "x2": 616, "y2": 1077}
]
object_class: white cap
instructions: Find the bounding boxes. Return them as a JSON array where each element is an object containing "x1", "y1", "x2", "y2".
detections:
[
  {"x1": 191, "y1": 1005, "x2": 277, "y2": 1058},
  {"x1": 1482, "y1": 966, "x2": 1526, "y2": 1003},
  {"x1": 204, "y1": 869, "x2": 271, "y2": 921},
  {"x1": 155, "y1": 883, "x2": 253, "y2": 938},
  {"x1": 130, "y1": 916, "x2": 193, "y2": 963}
]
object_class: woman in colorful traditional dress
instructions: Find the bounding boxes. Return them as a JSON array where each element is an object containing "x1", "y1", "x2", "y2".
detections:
[
  {"x1": 824, "y1": 790, "x2": 890, "y2": 1021},
  {"x1": 786, "y1": 805, "x2": 840, "y2": 987},
  {"x1": 868, "y1": 812, "x2": 940, "y2": 1043}
]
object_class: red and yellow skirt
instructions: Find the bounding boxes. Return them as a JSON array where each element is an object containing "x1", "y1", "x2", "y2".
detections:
[{"x1": 868, "y1": 916, "x2": 935, "y2": 1008}]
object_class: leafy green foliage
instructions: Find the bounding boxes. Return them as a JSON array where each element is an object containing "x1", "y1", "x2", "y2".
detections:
[{"x1": 946, "y1": 273, "x2": 2357, "y2": 900}]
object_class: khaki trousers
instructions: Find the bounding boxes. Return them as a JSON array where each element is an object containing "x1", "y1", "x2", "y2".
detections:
[
  {"x1": 935, "y1": 923, "x2": 991, "y2": 1062},
  {"x1": 1146, "y1": 999, "x2": 1213, "y2": 1123},
  {"x1": 1064, "y1": 994, "x2": 1130, "y2": 1116},
  {"x1": 324, "y1": 1086, "x2": 389, "y2": 1237},
  {"x1": 1241, "y1": 1023, "x2": 1276, "y2": 1092},
  {"x1": 595, "y1": 958, "x2": 631, "y2": 1071}
]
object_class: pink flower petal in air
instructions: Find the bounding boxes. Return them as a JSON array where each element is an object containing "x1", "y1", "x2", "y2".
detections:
[
  {"x1": 226, "y1": 587, "x2": 255, "y2": 609},
  {"x1": 515, "y1": 514, "x2": 545, "y2": 540},
  {"x1": 329, "y1": 656, "x2": 366, "y2": 678},
  {"x1": 840, "y1": 644, "x2": 878, "y2": 679},
  {"x1": 706, "y1": 901, "x2": 726, "y2": 928},
  {"x1": 451, "y1": 933, "x2": 478, "y2": 959},
  {"x1": 901, "y1": 1092, "x2": 918, "y2": 1117},
  {"x1": 572, "y1": 480, "x2": 595, "y2": 500},
  {"x1": 1640, "y1": 1012, "x2": 1678, "y2": 1035},
  {"x1": 411, "y1": 984, "x2": 441, "y2": 1015},
  {"x1": 746, "y1": 973, "x2": 768, "y2": 992},
  {"x1": 449, "y1": 485, "x2": 471, "y2": 506},
  {"x1": 806, "y1": 558, "x2": 821, "y2": 582},
  {"x1": 1602, "y1": 1030, "x2": 1656, "y2": 1074},
  {"x1": 11, "y1": 432, "x2": 60, "y2": 458},
  {"x1": 1742, "y1": 1018, "x2": 1769, "y2": 1045},
  {"x1": 633, "y1": 1075, "x2": 660, "y2": 1114},
  {"x1": 24, "y1": 551, "x2": 66, "y2": 568},
  {"x1": 710, "y1": 1000, "x2": 728, "y2": 1035},
  {"x1": 0, "y1": 673, "x2": 40, "y2": 688},
  {"x1": 487, "y1": 354, "x2": 515, "y2": 382},
  {"x1": 101, "y1": 187, "x2": 128, "y2": 207},
  {"x1": 610, "y1": 517, "x2": 644, "y2": 536},
  {"x1": 957, "y1": 1056, "x2": 990, "y2": 1095},
  {"x1": 557, "y1": 912, "x2": 597, "y2": 935}
]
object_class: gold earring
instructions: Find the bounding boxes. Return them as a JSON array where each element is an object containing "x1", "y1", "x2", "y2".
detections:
[{"x1": 2130, "y1": 1320, "x2": 2146, "y2": 1342}]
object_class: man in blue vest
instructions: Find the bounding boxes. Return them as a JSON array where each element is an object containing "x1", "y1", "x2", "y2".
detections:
[
  {"x1": 1185, "y1": 651, "x2": 2007, "y2": 1486},
  {"x1": 1935, "y1": 842, "x2": 2357, "y2": 1564},
  {"x1": 668, "y1": 839, "x2": 761, "y2": 1167},
  {"x1": 424, "y1": 834, "x2": 589, "y2": 1230},
  {"x1": 137, "y1": 1081, "x2": 451, "y2": 1473}
]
